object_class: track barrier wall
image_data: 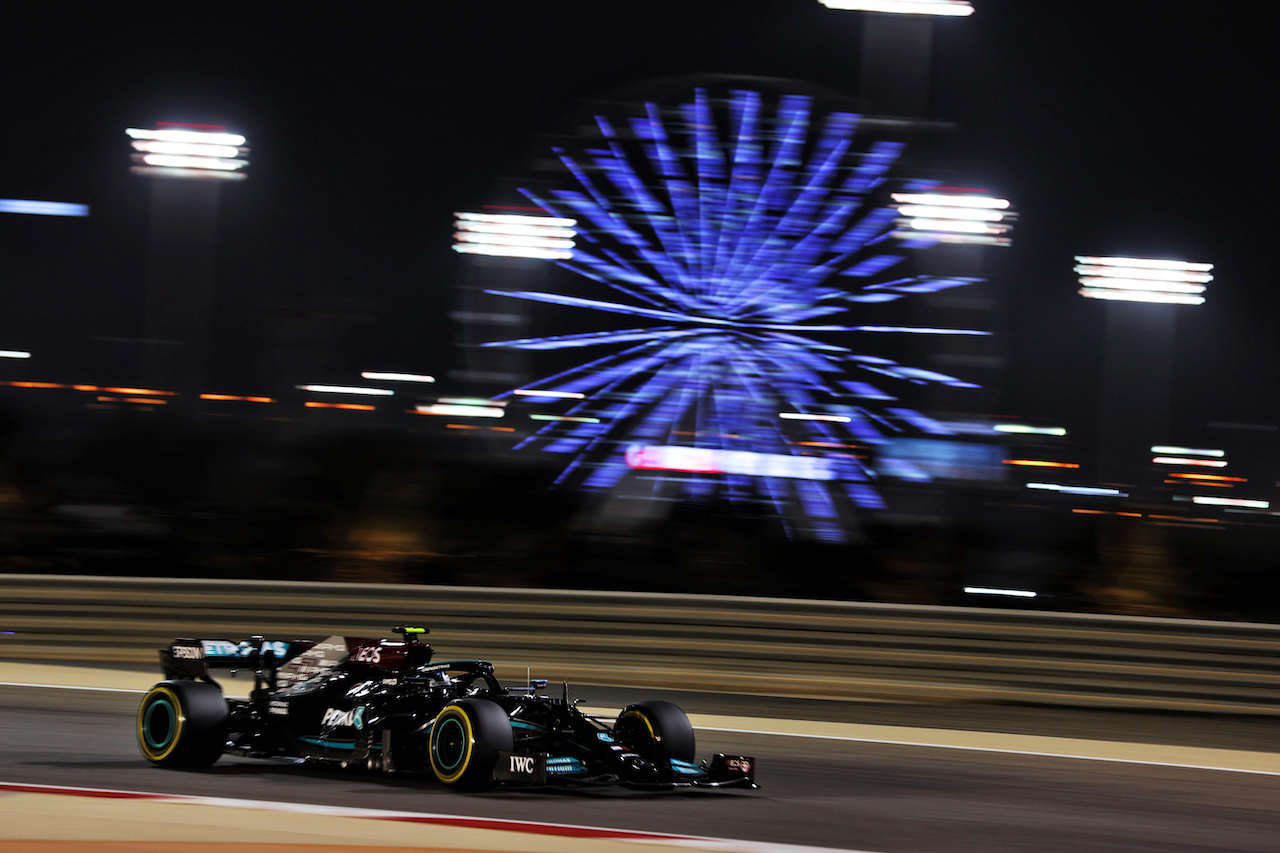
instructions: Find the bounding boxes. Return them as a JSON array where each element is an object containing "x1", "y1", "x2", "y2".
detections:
[{"x1": 2, "y1": 574, "x2": 1279, "y2": 715}]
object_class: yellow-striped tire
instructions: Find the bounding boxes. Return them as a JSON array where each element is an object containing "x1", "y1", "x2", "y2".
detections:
[
  {"x1": 615, "y1": 700, "x2": 695, "y2": 763},
  {"x1": 428, "y1": 699, "x2": 512, "y2": 790},
  {"x1": 137, "y1": 680, "x2": 228, "y2": 767}
]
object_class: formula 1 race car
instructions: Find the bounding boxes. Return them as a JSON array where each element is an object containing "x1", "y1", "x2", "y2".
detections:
[{"x1": 136, "y1": 626, "x2": 756, "y2": 791}]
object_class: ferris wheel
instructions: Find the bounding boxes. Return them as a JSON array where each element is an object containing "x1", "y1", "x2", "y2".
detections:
[{"x1": 453, "y1": 78, "x2": 1009, "y2": 544}]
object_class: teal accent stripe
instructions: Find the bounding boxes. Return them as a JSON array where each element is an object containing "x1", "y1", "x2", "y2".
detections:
[{"x1": 299, "y1": 737, "x2": 381, "y2": 751}]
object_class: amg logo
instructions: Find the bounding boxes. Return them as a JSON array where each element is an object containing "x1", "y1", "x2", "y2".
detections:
[
  {"x1": 509, "y1": 755, "x2": 536, "y2": 774},
  {"x1": 171, "y1": 645, "x2": 204, "y2": 660}
]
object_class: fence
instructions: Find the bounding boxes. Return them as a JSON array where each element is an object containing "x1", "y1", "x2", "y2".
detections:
[{"x1": 2, "y1": 574, "x2": 1278, "y2": 714}]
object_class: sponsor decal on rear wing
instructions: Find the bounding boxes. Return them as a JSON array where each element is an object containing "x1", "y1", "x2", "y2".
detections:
[{"x1": 161, "y1": 638, "x2": 296, "y2": 679}]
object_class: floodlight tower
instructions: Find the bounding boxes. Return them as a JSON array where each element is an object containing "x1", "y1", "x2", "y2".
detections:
[
  {"x1": 1076, "y1": 255, "x2": 1214, "y2": 485},
  {"x1": 125, "y1": 123, "x2": 248, "y2": 398},
  {"x1": 821, "y1": 1, "x2": 1009, "y2": 420},
  {"x1": 818, "y1": 0, "x2": 974, "y2": 118}
]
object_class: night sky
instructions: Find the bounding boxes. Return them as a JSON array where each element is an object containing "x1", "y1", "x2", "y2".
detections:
[{"x1": 3, "y1": 1, "x2": 1277, "y2": 447}]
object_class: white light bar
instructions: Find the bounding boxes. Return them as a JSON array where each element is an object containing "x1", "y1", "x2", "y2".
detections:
[
  {"x1": 453, "y1": 243, "x2": 574, "y2": 261},
  {"x1": 529, "y1": 414, "x2": 600, "y2": 423},
  {"x1": 1027, "y1": 483, "x2": 1128, "y2": 497},
  {"x1": 779, "y1": 412, "x2": 852, "y2": 423},
  {"x1": 415, "y1": 404, "x2": 505, "y2": 418},
  {"x1": 0, "y1": 199, "x2": 89, "y2": 217},
  {"x1": 818, "y1": 0, "x2": 974, "y2": 15},
  {"x1": 1153, "y1": 456, "x2": 1227, "y2": 468},
  {"x1": 891, "y1": 192, "x2": 1014, "y2": 246},
  {"x1": 0, "y1": 350, "x2": 31, "y2": 359},
  {"x1": 298, "y1": 385, "x2": 393, "y2": 396},
  {"x1": 515, "y1": 389, "x2": 586, "y2": 399},
  {"x1": 127, "y1": 127, "x2": 246, "y2": 146},
  {"x1": 1191, "y1": 496, "x2": 1270, "y2": 509},
  {"x1": 455, "y1": 212, "x2": 577, "y2": 228},
  {"x1": 963, "y1": 587, "x2": 1038, "y2": 598},
  {"x1": 1151, "y1": 445, "x2": 1224, "y2": 457},
  {"x1": 360, "y1": 372, "x2": 435, "y2": 383},
  {"x1": 891, "y1": 193, "x2": 1008, "y2": 209},
  {"x1": 994, "y1": 424, "x2": 1067, "y2": 436},
  {"x1": 626, "y1": 444, "x2": 837, "y2": 481},
  {"x1": 1076, "y1": 256, "x2": 1212, "y2": 305},
  {"x1": 453, "y1": 212, "x2": 577, "y2": 261},
  {"x1": 127, "y1": 126, "x2": 248, "y2": 181}
]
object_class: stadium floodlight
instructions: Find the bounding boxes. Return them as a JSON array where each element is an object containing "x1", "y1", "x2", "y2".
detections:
[
  {"x1": 1076, "y1": 256, "x2": 1213, "y2": 305},
  {"x1": 127, "y1": 125, "x2": 249, "y2": 180},
  {"x1": 1, "y1": 199, "x2": 88, "y2": 217},
  {"x1": 818, "y1": 0, "x2": 974, "y2": 15},
  {"x1": 453, "y1": 212, "x2": 577, "y2": 260},
  {"x1": 891, "y1": 191, "x2": 1014, "y2": 246}
]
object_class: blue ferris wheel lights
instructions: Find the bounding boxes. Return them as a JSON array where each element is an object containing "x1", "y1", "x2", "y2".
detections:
[{"x1": 465, "y1": 86, "x2": 1005, "y2": 542}]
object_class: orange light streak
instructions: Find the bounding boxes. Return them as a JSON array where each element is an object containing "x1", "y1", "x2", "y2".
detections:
[
  {"x1": 304, "y1": 402, "x2": 375, "y2": 411},
  {"x1": 201, "y1": 394, "x2": 275, "y2": 403},
  {"x1": 101, "y1": 386, "x2": 176, "y2": 396},
  {"x1": 1168, "y1": 472, "x2": 1246, "y2": 482}
]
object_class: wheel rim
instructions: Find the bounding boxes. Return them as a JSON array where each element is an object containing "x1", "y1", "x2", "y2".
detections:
[
  {"x1": 616, "y1": 710, "x2": 656, "y2": 760},
  {"x1": 431, "y1": 709, "x2": 473, "y2": 781},
  {"x1": 143, "y1": 699, "x2": 176, "y2": 749},
  {"x1": 137, "y1": 687, "x2": 184, "y2": 761}
]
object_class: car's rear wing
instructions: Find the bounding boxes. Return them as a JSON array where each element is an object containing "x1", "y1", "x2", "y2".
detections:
[{"x1": 160, "y1": 637, "x2": 308, "y2": 682}]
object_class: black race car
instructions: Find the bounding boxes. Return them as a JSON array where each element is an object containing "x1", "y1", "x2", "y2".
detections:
[{"x1": 136, "y1": 626, "x2": 756, "y2": 791}]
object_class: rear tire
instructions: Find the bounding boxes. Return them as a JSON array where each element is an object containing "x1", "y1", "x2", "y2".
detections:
[
  {"x1": 428, "y1": 698, "x2": 513, "y2": 790},
  {"x1": 614, "y1": 699, "x2": 695, "y2": 763},
  {"x1": 137, "y1": 680, "x2": 228, "y2": 767}
]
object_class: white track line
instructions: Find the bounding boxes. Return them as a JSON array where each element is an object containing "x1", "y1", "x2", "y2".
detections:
[{"x1": 697, "y1": 725, "x2": 1280, "y2": 777}]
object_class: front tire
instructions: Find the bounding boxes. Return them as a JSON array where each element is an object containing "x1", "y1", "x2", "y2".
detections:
[
  {"x1": 137, "y1": 680, "x2": 228, "y2": 767},
  {"x1": 614, "y1": 699, "x2": 695, "y2": 763},
  {"x1": 428, "y1": 698, "x2": 513, "y2": 790}
]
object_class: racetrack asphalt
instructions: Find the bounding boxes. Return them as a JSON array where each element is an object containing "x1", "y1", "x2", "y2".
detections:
[{"x1": 2, "y1": 660, "x2": 1280, "y2": 852}]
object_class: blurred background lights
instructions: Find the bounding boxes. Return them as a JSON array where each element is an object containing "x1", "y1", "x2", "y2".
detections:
[
  {"x1": 1192, "y1": 496, "x2": 1269, "y2": 509},
  {"x1": 127, "y1": 125, "x2": 249, "y2": 180},
  {"x1": 452, "y1": 212, "x2": 577, "y2": 260},
  {"x1": 964, "y1": 587, "x2": 1037, "y2": 598},
  {"x1": 298, "y1": 384, "x2": 393, "y2": 396},
  {"x1": 818, "y1": 0, "x2": 974, "y2": 15},
  {"x1": 1076, "y1": 256, "x2": 1213, "y2": 305},
  {"x1": 416, "y1": 403, "x2": 505, "y2": 418},
  {"x1": 994, "y1": 424, "x2": 1067, "y2": 436},
  {"x1": 360, "y1": 372, "x2": 435, "y2": 383},
  {"x1": 0, "y1": 199, "x2": 88, "y2": 217},
  {"x1": 0, "y1": 350, "x2": 32, "y2": 359}
]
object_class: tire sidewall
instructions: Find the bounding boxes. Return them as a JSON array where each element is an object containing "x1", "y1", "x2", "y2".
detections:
[
  {"x1": 428, "y1": 698, "x2": 513, "y2": 790},
  {"x1": 616, "y1": 699, "x2": 696, "y2": 763},
  {"x1": 137, "y1": 680, "x2": 228, "y2": 767}
]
